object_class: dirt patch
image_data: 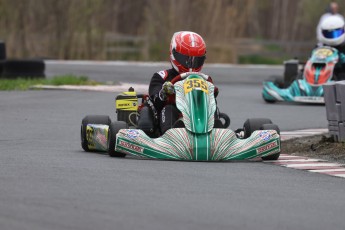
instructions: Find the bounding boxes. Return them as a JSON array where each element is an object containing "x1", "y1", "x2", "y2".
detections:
[{"x1": 282, "y1": 135, "x2": 345, "y2": 164}]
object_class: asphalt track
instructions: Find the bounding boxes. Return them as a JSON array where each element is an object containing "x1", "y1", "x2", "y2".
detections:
[
  {"x1": 45, "y1": 61, "x2": 327, "y2": 131},
  {"x1": 0, "y1": 62, "x2": 344, "y2": 230}
]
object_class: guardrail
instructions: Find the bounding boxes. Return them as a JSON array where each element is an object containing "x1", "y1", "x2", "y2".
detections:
[{"x1": 324, "y1": 81, "x2": 345, "y2": 142}]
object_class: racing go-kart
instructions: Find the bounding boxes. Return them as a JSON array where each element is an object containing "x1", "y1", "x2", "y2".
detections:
[
  {"x1": 81, "y1": 72, "x2": 281, "y2": 161},
  {"x1": 262, "y1": 46, "x2": 339, "y2": 104}
]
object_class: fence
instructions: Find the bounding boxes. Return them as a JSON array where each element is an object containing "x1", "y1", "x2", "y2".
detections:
[{"x1": 104, "y1": 33, "x2": 148, "y2": 61}]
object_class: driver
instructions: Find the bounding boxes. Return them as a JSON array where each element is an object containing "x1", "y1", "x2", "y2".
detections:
[
  {"x1": 148, "y1": 31, "x2": 218, "y2": 134},
  {"x1": 318, "y1": 15, "x2": 345, "y2": 80},
  {"x1": 317, "y1": 2, "x2": 344, "y2": 43}
]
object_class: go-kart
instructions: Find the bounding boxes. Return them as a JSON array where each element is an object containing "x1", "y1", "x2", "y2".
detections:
[
  {"x1": 262, "y1": 46, "x2": 339, "y2": 104},
  {"x1": 81, "y1": 72, "x2": 281, "y2": 161}
]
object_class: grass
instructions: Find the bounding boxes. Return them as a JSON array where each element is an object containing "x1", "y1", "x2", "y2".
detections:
[{"x1": 0, "y1": 75, "x2": 100, "y2": 91}]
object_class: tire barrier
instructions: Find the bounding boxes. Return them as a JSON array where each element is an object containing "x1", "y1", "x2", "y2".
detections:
[
  {"x1": 0, "y1": 41, "x2": 6, "y2": 60},
  {"x1": 0, "y1": 41, "x2": 6, "y2": 76},
  {"x1": 323, "y1": 81, "x2": 345, "y2": 142},
  {"x1": 1, "y1": 59, "x2": 45, "y2": 79}
]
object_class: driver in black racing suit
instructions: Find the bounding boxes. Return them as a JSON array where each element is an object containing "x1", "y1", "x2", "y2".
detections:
[
  {"x1": 140, "y1": 31, "x2": 218, "y2": 135},
  {"x1": 318, "y1": 15, "x2": 345, "y2": 80}
]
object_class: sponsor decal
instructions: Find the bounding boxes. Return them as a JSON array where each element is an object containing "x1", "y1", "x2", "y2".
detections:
[
  {"x1": 96, "y1": 130, "x2": 107, "y2": 149},
  {"x1": 158, "y1": 70, "x2": 167, "y2": 79},
  {"x1": 126, "y1": 129, "x2": 140, "y2": 139},
  {"x1": 259, "y1": 130, "x2": 271, "y2": 141},
  {"x1": 118, "y1": 103, "x2": 131, "y2": 107},
  {"x1": 119, "y1": 140, "x2": 144, "y2": 153},
  {"x1": 161, "y1": 107, "x2": 166, "y2": 123},
  {"x1": 86, "y1": 126, "x2": 95, "y2": 149},
  {"x1": 294, "y1": 96, "x2": 324, "y2": 103},
  {"x1": 256, "y1": 140, "x2": 278, "y2": 154}
]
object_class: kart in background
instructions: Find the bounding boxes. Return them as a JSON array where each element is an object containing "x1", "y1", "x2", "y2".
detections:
[
  {"x1": 262, "y1": 46, "x2": 339, "y2": 104},
  {"x1": 81, "y1": 72, "x2": 281, "y2": 161}
]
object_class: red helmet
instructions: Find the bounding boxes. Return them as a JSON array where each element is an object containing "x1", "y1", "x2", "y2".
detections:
[{"x1": 170, "y1": 31, "x2": 206, "y2": 73}]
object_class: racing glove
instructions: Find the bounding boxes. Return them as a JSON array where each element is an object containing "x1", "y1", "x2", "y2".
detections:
[{"x1": 159, "y1": 81, "x2": 175, "y2": 101}]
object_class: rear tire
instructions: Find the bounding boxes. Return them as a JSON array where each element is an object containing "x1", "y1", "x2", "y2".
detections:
[
  {"x1": 260, "y1": 124, "x2": 281, "y2": 161},
  {"x1": 0, "y1": 41, "x2": 6, "y2": 60},
  {"x1": 2, "y1": 59, "x2": 45, "y2": 79},
  {"x1": 243, "y1": 118, "x2": 272, "y2": 139},
  {"x1": 81, "y1": 115, "x2": 111, "y2": 152},
  {"x1": 108, "y1": 121, "x2": 128, "y2": 158},
  {"x1": 0, "y1": 41, "x2": 5, "y2": 75}
]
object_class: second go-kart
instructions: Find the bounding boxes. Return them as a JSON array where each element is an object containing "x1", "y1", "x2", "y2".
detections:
[
  {"x1": 262, "y1": 46, "x2": 339, "y2": 104},
  {"x1": 81, "y1": 72, "x2": 281, "y2": 161}
]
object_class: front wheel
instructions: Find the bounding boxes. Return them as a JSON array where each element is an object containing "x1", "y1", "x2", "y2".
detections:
[
  {"x1": 262, "y1": 94, "x2": 277, "y2": 103},
  {"x1": 108, "y1": 121, "x2": 128, "y2": 157},
  {"x1": 81, "y1": 115, "x2": 111, "y2": 152}
]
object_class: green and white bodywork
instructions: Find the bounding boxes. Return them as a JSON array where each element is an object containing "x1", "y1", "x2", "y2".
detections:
[{"x1": 86, "y1": 73, "x2": 280, "y2": 161}]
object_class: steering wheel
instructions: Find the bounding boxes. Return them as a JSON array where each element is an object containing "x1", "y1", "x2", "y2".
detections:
[{"x1": 170, "y1": 72, "x2": 209, "y2": 84}]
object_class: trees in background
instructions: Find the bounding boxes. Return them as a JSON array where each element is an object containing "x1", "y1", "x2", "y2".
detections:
[{"x1": 0, "y1": 0, "x2": 339, "y2": 62}]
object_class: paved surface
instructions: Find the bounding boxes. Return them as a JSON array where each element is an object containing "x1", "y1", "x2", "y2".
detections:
[
  {"x1": 45, "y1": 60, "x2": 283, "y2": 85},
  {"x1": 0, "y1": 63, "x2": 343, "y2": 230},
  {"x1": 45, "y1": 61, "x2": 328, "y2": 131}
]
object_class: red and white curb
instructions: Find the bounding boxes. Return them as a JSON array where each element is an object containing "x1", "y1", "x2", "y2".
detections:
[{"x1": 263, "y1": 154, "x2": 345, "y2": 179}]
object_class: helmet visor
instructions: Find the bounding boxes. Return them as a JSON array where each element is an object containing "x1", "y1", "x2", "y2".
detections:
[
  {"x1": 322, "y1": 28, "x2": 345, "y2": 38},
  {"x1": 173, "y1": 49, "x2": 206, "y2": 69}
]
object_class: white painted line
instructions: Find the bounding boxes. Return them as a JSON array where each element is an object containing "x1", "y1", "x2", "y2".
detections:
[
  {"x1": 277, "y1": 155, "x2": 304, "y2": 158},
  {"x1": 268, "y1": 159, "x2": 324, "y2": 163},
  {"x1": 45, "y1": 60, "x2": 170, "y2": 67},
  {"x1": 31, "y1": 83, "x2": 148, "y2": 93},
  {"x1": 281, "y1": 128, "x2": 328, "y2": 133},
  {"x1": 280, "y1": 129, "x2": 328, "y2": 141},
  {"x1": 310, "y1": 169, "x2": 345, "y2": 172},
  {"x1": 285, "y1": 163, "x2": 342, "y2": 168}
]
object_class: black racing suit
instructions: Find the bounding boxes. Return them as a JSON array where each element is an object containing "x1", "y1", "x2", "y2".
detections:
[
  {"x1": 149, "y1": 68, "x2": 218, "y2": 134},
  {"x1": 334, "y1": 43, "x2": 345, "y2": 80}
]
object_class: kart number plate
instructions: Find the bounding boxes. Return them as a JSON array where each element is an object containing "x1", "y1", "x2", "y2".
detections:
[
  {"x1": 294, "y1": 96, "x2": 324, "y2": 103},
  {"x1": 184, "y1": 79, "x2": 208, "y2": 94},
  {"x1": 315, "y1": 48, "x2": 333, "y2": 59}
]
